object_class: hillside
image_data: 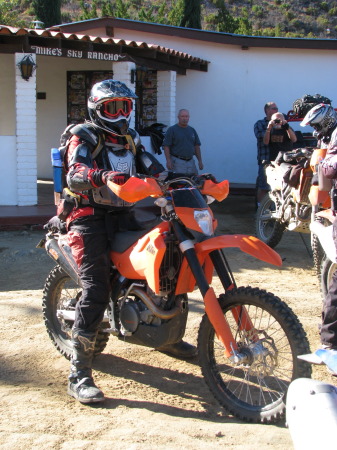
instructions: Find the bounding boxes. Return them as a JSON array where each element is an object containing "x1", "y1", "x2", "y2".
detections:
[{"x1": 7, "y1": 0, "x2": 337, "y2": 39}]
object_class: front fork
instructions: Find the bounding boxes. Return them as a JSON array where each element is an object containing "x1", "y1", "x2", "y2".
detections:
[{"x1": 172, "y1": 221, "x2": 255, "y2": 361}]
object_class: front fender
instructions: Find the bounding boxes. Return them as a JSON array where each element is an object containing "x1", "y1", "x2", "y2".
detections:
[
  {"x1": 175, "y1": 234, "x2": 282, "y2": 295},
  {"x1": 195, "y1": 234, "x2": 282, "y2": 267}
]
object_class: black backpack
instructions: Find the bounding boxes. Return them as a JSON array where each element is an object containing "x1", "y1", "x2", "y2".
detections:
[{"x1": 292, "y1": 94, "x2": 332, "y2": 118}]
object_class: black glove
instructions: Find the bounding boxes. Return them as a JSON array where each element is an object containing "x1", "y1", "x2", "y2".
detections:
[
  {"x1": 282, "y1": 123, "x2": 289, "y2": 130},
  {"x1": 102, "y1": 171, "x2": 130, "y2": 185}
]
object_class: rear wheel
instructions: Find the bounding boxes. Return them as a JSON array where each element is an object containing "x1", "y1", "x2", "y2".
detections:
[
  {"x1": 198, "y1": 286, "x2": 311, "y2": 423},
  {"x1": 255, "y1": 193, "x2": 286, "y2": 248},
  {"x1": 42, "y1": 265, "x2": 110, "y2": 360}
]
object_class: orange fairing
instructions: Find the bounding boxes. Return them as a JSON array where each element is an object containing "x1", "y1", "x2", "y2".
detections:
[
  {"x1": 201, "y1": 179, "x2": 229, "y2": 202},
  {"x1": 309, "y1": 185, "x2": 330, "y2": 208},
  {"x1": 107, "y1": 177, "x2": 162, "y2": 203},
  {"x1": 175, "y1": 234, "x2": 282, "y2": 294},
  {"x1": 110, "y1": 222, "x2": 170, "y2": 293},
  {"x1": 204, "y1": 287, "x2": 237, "y2": 357}
]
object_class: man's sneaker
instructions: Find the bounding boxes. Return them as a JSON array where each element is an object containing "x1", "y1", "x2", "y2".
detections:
[
  {"x1": 67, "y1": 376, "x2": 105, "y2": 403},
  {"x1": 156, "y1": 340, "x2": 197, "y2": 359}
]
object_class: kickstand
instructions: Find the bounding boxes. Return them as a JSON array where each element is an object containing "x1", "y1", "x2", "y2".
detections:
[{"x1": 299, "y1": 232, "x2": 312, "y2": 258}]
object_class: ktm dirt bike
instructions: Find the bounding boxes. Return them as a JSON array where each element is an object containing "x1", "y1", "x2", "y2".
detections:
[
  {"x1": 256, "y1": 148, "x2": 314, "y2": 248},
  {"x1": 40, "y1": 174, "x2": 311, "y2": 423}
]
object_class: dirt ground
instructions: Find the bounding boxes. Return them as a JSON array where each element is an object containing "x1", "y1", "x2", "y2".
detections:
[{"x1": 0, "y1": 195, "x2": 333, "y2": 449}]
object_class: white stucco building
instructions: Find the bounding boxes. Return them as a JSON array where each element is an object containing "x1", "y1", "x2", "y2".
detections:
[{"x1": 1, "y1": 17, "x2": 336, "y2": 206}]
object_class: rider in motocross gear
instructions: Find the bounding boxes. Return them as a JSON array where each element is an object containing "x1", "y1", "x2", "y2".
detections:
[
  {"x1": 299, "y1": 103, "x2": 337, "y2": 373},
  {"x1": 300, "y1": 103, "x2": 337, "y2": 146},
  {"x1": 61, "y1": 80, "x2": 195, "y2": 404}
]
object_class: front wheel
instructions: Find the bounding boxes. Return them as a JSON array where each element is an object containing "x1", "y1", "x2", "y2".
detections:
[
  {"x1": 320, "y1": 256, "x2": 337, "y2": 299},
  {"x1": 255, "y1": 192, "x2": 286, "y2": 248},
  {"x1": 198, "y1": 286, "x2": 312, "y2": 423},
  {"x1": 42, "y1": 265, "x2": 110, "y2": 360}
]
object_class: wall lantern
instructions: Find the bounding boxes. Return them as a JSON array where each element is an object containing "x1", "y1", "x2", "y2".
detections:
[{"x1": 17, "y1": 54, "x2": 37, "y2": 81}]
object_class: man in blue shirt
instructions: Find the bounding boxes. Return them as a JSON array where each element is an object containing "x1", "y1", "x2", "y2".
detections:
[
  {"x1": 254, "y1": 102, "x2": 279, "y2": 203},
  {"x1": 163, "y1": 109, "x2": 203, "y2": 175}
]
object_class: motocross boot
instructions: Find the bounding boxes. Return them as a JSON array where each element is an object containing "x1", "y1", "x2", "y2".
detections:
[
  {"x1": 156, "y1": 340, "x2": 197, "y2": 359},
  {"x1": 67, "y1": 329, "x2": 105, "y2": 403}
]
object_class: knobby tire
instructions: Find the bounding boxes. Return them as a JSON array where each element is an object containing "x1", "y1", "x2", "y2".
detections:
[
  {"x1": 198, "y1": 286, "x2": 312, "y2": 424},
  {"x1": 255, "y1": 193, "x2": 285, "y2": 248},
  {"x1": 42, "y1": 265, "x2": 110, "y2": 360}
]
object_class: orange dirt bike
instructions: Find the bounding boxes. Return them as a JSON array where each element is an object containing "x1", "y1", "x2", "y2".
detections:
[{"x1": 40, "y1": 174, "x2": 311, "y2": 423}]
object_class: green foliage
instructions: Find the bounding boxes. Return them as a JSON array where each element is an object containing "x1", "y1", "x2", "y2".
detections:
[
  {"x1": 320, "y1": 2, "x2": 329, "y2": 12},
  {"x1": 101, "y1": 0, "x2": 114, "y2": 17},
  {"x1": 306, "y1": 6, "x2": 318, "y2": 16},
  {"x1": 139, "y1": 5, "x2": 156, "y2": 22},
  {"x1": 166, "y1": 0, "x2": 184, "y2": 27},
  {"x1": 180, "y1": 0, "x2": 201, "y2": 29},
  {"x1": 252, "y1": 5, "x2": 264, "y2": 18},
  {"x1": 285, "y1": 10, "x2": 295, "y2": 20},
  {"x1": 32, "y1": 0, "x2": 62, "y2": 27},
  {"x1": 114, "y1": 0, "x2": 131, "y2": 19},
  {"x1": 328, "y1": 7, "x2": 337, "y2": 15},
  {"x1": 317, "y1": 15, "x2": 329, "y2": 27},
  {"x1": 206, "y1": 0, "x2": 237, "y2": 33},
  {"x1": 79, "y1": 0, "x2": 98, "y2": 20},
  {"x1": 0, "y1": 0, "x2": 26, "y2": 26}
]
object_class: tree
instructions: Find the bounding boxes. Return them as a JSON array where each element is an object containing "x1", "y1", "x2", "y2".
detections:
[
  {"x1": 206, "y1": 0, "x2": 237, "y2": 33},
  {"x1": 32, "y1": 0, "x2": 61, "y2": 27},
  {"x1": 180, "y1": 0, "x2": 201, "y2": 29},
  {"x1": 114, "y1": 0, "x2": 131, "y2": 19},
  {"x1": 101, "y1": 0, "x2": 114, "y2": 17}
]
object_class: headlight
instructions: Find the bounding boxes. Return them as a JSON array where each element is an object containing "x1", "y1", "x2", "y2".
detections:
[{"x1": 194, "y1": 210, "x2": 213, "y2": 236}]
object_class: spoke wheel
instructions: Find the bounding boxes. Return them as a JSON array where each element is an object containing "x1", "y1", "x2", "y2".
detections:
[
  {"x1": 42, "y1": 265, "x2": 110, "y2": 360},
  {"x1": 255, "y1": 193, "x2": 286, "y2": 248},
  {"x1": 198, "y1": 286, "x2": 311, "y2": 423}
]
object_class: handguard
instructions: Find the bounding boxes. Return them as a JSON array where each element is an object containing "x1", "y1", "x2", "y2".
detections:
[
  {"x1": 106, "y1": 176, "x2": 162, "y2": 202},
  {"x1": 201, "y1": 179, "x2": 229, "y2": 202}
]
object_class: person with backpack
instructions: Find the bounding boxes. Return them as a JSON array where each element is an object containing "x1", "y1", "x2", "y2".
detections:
[
  {"x1": 57, "y1": 79, "x2": 197, "y2": 404},
  {"x1": 298, "y1": 103, "x2": 337, "y2": 374}
]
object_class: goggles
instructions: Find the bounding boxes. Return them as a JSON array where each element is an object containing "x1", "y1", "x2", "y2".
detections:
[
  {"x1": 100, "y1": 98, "x2": 133, "y2": 119},
  {"x1": 313, "y1": 123, "x2": 323, "y2": 132}
]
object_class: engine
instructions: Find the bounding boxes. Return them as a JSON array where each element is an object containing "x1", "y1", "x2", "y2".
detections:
[{"x1": 119, "y1": 296, "x2": 161, "y2": 335}]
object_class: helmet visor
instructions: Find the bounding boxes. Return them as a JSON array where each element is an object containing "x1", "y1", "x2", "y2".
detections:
[{"x1": 101, "y1": 98, "x2": 133, "y2": 119}]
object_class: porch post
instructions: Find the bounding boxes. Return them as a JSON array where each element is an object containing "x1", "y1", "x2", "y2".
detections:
[
  {"x1": 113, "y1": 61, "x2": 136, "y2": 129},
  {"x1": 157, "y1": 71, "x2": 176, "y2": 127},
  {"x1": 15, "y1": 53, "x2": 37, "y2": 206}
]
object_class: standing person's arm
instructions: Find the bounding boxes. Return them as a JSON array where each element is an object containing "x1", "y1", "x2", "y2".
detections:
[
  {"x1": 195, "y1": 145, "x2": 203, "y2": 170},
  {"x1": 283, "y1": 123, "x2": 297, "y2": 143},
  {"x1": 163, "y1": 145, "x2": 173, "y2": 170},
  {"x1": 263, "y1": 121, "x2": 273, "y2": 145},
  {"x1": 162, "y1": 126, "x2": 174, "y2": 171}
]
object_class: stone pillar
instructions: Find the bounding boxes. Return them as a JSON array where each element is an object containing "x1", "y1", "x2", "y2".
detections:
[
  {"x1": 113, "y1": 61, "x2": 136, "y2": 129},
  {"x1": 157, "y1": 71, "x2": 176, "y2": 127},
  {"x1": 15, "y1": 53, "x2": 37, "y2": 206}
]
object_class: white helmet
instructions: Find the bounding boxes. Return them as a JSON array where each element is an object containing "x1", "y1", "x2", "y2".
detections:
[{"x1": 300, "y1": 103, "x2": 337, "y2": 138}]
